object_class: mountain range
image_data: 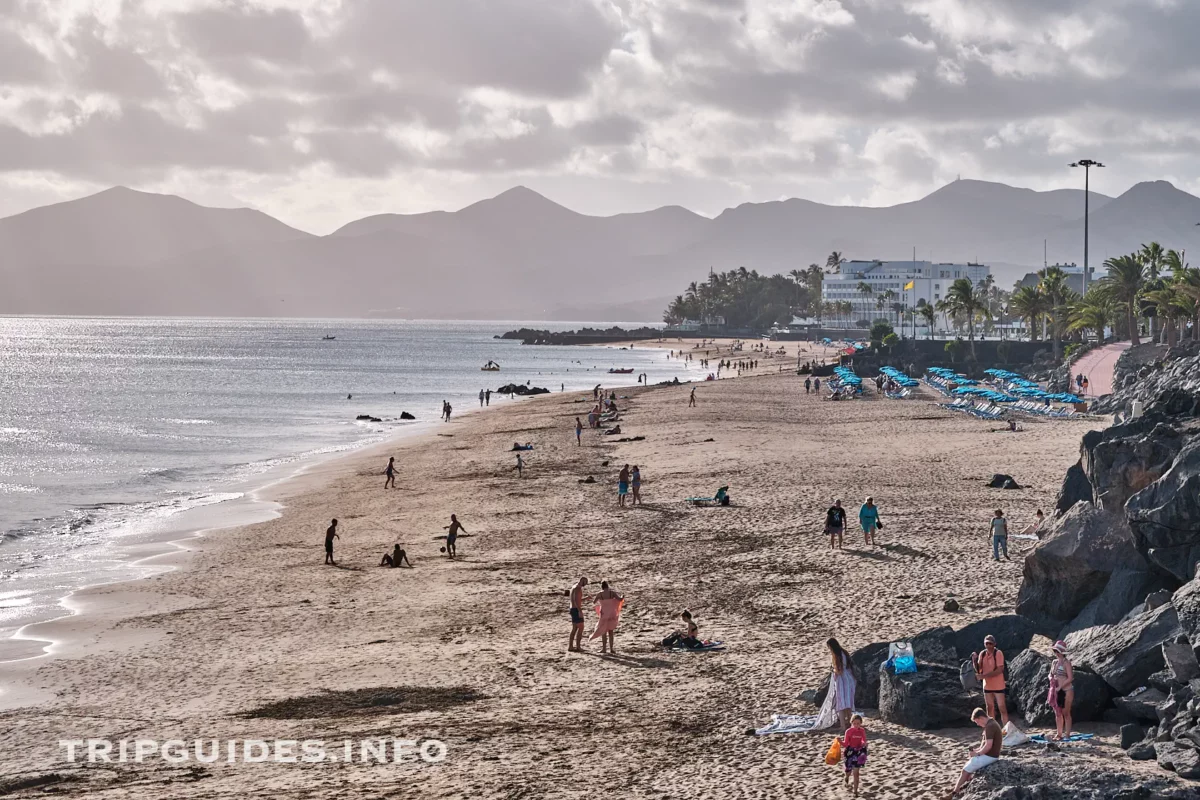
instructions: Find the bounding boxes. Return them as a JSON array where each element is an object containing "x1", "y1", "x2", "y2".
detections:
[{"x1": 3, "y1": 179, "x2": 1200, "y2": 321}]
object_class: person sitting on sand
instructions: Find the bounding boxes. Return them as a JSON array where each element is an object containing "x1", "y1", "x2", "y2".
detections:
[
  {"x1": 324, "y1": 519, "x2": 339, "y2": 565},
  {"x1": 442, "y1": 514, "x2": 466, "y2": 560},
  {"x1": 379, "y1": 544, "x2": 411, "y2": 568},
  {"x1": 661, "y1": 609, "x2": 703, "y2": 649},
  {"x1": 590, "y1": 580, "x2": 624, "y2": 654},
  {"x1": 1020, "y1": 509, "x2": 1045, "y2": 538},
  {"x1": 947, "y1": 708, "x2": 1003, "y2": 797},
  {"x1": 565, "y1": 576, "x2": 589, "y2": 652},
  {"x1": 826, "y1": 500, "x2": 846, "y2": 549},
  {"x1": 839, "y1": 713, "x2": 868, "y2": 796}
]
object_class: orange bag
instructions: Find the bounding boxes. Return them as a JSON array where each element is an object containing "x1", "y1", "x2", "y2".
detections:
[{"x1": 825, "y1": 737, "x2": 841, "y2": 765}]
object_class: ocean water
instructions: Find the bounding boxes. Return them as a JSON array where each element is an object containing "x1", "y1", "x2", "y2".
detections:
[{"x1": 0, "y1": 317, "x2": 692, "y2": 655}]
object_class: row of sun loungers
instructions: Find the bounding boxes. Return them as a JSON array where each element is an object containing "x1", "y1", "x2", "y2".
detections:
[{"x1": 939, "y1": 399, "x2": 1005, "y2": 420}]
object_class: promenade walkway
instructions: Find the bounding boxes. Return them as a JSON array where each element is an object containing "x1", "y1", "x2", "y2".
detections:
[{"x1": 1072, "y1": 341, "x2": 1132, "y2": 397}]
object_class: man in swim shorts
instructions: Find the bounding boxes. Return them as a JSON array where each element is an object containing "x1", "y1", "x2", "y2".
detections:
[
  {"x1": 324, "y1": 519, "x2": 339, "y2": 565},
  {"x1": 566, "y1": 576, "x2": 589, "y2": 652},
  {"x1": 443, "y1": 514, "x2": 465, "y2": 559},
  {"x1": 618, "y1": 464, "x2": 630, "y2": 507}
]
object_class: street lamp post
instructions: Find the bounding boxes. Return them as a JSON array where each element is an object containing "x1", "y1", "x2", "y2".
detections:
[{"x1": 1070, "y1": 159, "x2": 1105, "y2": 295}]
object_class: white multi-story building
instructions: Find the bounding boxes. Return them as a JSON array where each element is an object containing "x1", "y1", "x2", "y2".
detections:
[{"x1": 822, "y1": 259, "x2": 991, "y2": 322}]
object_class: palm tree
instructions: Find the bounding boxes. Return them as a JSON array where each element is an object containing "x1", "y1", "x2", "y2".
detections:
[
  {"x1": 1038, "y1": 266, "x2": 1071, "y2": 360},
  {"x1": 1068, "y1": 293, "x2": 1115, "y2": 342},
  {"x1": 839, "y1": 301, "x2": 853, "y2": 327},
  {"x1": 826, "y1": 251, "x2": 845, "y2": 273},
  {"x1": 1143, "y1": 284, "x2": 1188, "y2": 348},
  {"x1": 856, "y1": 281, "x2": 873, "y2": 324},
  {"x1": 1009, "y1": 286, "x2": 1048, "y2": 342},
  {"x1": 937, "y1": 278, "x2": 991, "y2": 358},
  {"x1": 881, "y1": 289, "x2": 898, "y2": 325},
  {"x1": 917, "y1": 301, "x2": 936, "y2": 339},
  {"x1": 1098, "y1": 254, "x2": 1147, "y2": 345}
]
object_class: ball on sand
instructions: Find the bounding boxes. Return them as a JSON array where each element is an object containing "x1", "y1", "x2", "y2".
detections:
[{"x1": 439, "y1": 546, "x2": 446, "y2": 553}]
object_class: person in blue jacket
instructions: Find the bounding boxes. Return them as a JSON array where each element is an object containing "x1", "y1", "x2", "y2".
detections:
[{"x1": 859, "y1": 497, "x2": 881, "y2": 546}]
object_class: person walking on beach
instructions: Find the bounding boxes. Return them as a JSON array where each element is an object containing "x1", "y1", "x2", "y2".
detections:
[
  {"x1": 839, "y1": 714, "x2": 868, "y2": 797},
  {"x1": 324, "y1": 519, "x2": 339, "y2": 565},
  {"x1": 485, "y1": 389, "x2": 491, "y2": 406},
  {"x1": 443, "y1": 514, "x2": 466, "y2": 560},
  {"x1": 947, "y1": 708, "x2": 1003, "y2": 797},
  {"x1": 972, "y1": 635, "x2": 1009, "y2": 727},
  {"x1": 618, "y1": 464, "x2": 631, "y2": 507},
  {"x1": 479, "y1": 389, "x2": 485, "y2": 408},
  {"x1": 445, "y1": 402, "x2": 452, "y2": 421},
  {"x1": 631, "y1": 465, "x2": 642, "y2": 505},
  {"x1": 516, "y1": 452, "x2": 524, "y2": 478},
  {"x1": 566, "y1": 576, "x2": 589, "y2": 652},
  {"x1": 805, "y1": 377, "x2": 811, "y2": 394},
  {"x1": 689, "y1": 387, "x2": 697, "y2": 407},
  {"x1": 828, "y1": 638, "x2": 857, "y2": 729},
  {"x1": 1049, "y1": 640, "x2": 1074, "y2": 741},
  {"x1": 441, "y1": 400, "x2": 448, "y2": 420},
  {"x1": 859, "y1": 497, "x2": 881, "y2": 546},
  {"x1": 826, "y1": 500, "x2": 846, "y2": 549},
  {"x1": 384, "y1": 456, "x2": 396, "y2": 489},
  {"x1": 990, "y1": 509, "x2": 1010, "y2": 561},
  {"x1": 575, "y1": 416, "x2": 583, "y2": 446},
  {"x1": 814, "y1": 377, "x2": 821, "y2": 393}
]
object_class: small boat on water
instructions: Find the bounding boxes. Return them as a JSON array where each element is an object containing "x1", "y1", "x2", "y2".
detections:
[
  {"x1": 322, "y1": 335, "x2": 336, "y2": 340},
  {"x1": 608, "y1": 368, "x2": 634, "y2": 374},
  {"x1": 481, "y1": 360, "x2": 501, "y2": 371}
]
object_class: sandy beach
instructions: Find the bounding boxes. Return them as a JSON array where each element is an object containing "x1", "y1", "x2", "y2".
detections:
[{"x1": 0, "y1": 369, "x2": 1179, "y2": 798}]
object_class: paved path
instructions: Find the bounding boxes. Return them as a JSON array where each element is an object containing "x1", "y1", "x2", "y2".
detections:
[{"x1": 1071, "y1": 341, "x2": 1132, "y2": 397}]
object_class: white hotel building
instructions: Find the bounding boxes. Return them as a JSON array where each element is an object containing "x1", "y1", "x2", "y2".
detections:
[{"x1": 821, "y1": 259, "x2": 991, "y2": 323}]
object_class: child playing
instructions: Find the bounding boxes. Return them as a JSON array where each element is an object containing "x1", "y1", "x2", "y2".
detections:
[{"x1": 839, "y1": 714, "x2": 868, "y2": 796}]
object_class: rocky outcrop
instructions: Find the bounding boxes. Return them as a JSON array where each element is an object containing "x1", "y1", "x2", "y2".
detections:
[
  {"x1": 960, "y1": 756, "x2": 1200, "y2": 799},
  {"x1": 1065, "y1": 603, "x2": 1184, "y2": 694},
  {"x1": 399, "y1": 411, "x2": 415, "y2": 420},
  {"x1": 953, "y1": 615, "x2": 1036, "y2": 662},
  {"x1": 1007, "y1": 648, "x2": 1111, "y2": 726},
  {"x1": 1113, "y1": 687, "x2": 1168, "y2": 722},
  {"x1": 1016, "y1": 504, "x2": 1145, "y2": 636},
  {"x1": 1086, "y1": 423, "x2": 1182, "y2": 514},
  {"x1": 1127, "y1": 439, "x2": 1200, "y2": 583},
  {"x1": 496, "y1": 384, "x2": 551, "y2": 396},
  {"x1": 1059, "y1": 566, "x2": 1170, "y2": 638},
  {"x1": 1054, "y1": 460, "x2": 1092, "y2": 518},
  {"x1": 878, "y1": 626, "x2": 977, "y2": 729},
  {"x1": 987, "y1": 473, "x2": 1022, "y2": 490}
]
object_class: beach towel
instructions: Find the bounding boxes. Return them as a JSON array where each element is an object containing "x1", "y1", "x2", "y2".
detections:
[
  {"x1": 590, "y1": 597, "x2": 623, "y2": 640},
  {"x1": 662, "y1": 638, "x2": 724, "y2": 651},
  {"x1": 1029, "y1": 733, "x2": 1093, "y2": 744},
  {"x1": 754, "y1": 686, "x2": 842, "y2": 735}
]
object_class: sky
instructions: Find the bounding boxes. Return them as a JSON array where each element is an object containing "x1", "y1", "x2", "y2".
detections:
[{"x1": 0, "y1": 0, "x2": 1198, "y2": 234}]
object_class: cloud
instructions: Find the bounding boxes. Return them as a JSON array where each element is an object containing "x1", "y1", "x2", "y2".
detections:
[{"x1": 0, "y1": 0, "x2": 1195, "y2": 233}]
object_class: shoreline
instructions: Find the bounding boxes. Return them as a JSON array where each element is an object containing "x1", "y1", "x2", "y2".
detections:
[
  {"x1": 0, "y1": 358, "x2": 694, "y2": 690},
  {"x1": 3, "y1": 363, "x2": 1161, "y2": 799}
]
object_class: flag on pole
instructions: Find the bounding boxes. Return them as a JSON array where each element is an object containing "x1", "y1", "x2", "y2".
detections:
[{"x1": 904, "y1": 280, "x2": 915, "y2": 290}]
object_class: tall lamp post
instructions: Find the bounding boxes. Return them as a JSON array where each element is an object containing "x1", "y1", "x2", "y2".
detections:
[{"x1": 1070, "y1": 159, "x2": 1105, "y2": 295}]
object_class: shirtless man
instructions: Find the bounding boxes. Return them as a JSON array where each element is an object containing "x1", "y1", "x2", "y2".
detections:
[
  {"x1": 566, "y1": 576, "x2": 589, "y2": 652},
  {"x1": 443, "y1": 514, "x2": 466, "y2": 559},
  {"x1": 324, "y1": 519, "x2": 339, "y2": 565}
]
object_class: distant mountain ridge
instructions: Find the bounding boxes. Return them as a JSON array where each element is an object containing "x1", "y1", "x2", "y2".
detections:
[{"x1": 3, "y1": 178, "x2": 1196, "y2": 321}]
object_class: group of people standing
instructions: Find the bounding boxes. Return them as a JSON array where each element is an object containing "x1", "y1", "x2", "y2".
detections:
[
  {"x1": 824, "y1": 498, "x2": 881, "y2": 549},
  {"x1": 824, "y1": 630, "x2": 1076, "y2": 798}
]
